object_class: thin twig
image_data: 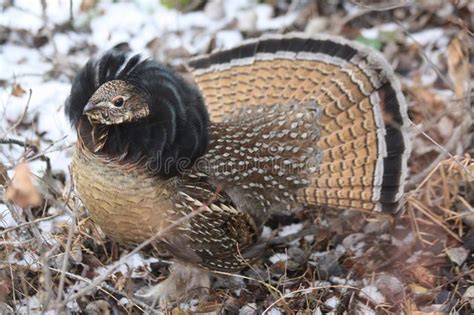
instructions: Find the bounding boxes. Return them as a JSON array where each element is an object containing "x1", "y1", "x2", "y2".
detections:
[
  {"x1": 0, "y1": 214, "x2": 60, "y2": 237},
  {"x1": 0, "y1": 137, "x2": 52, "y2": 172},
  {"x1": 406, "y1": 124, "x2": 470, "y2": 189},
  {"x1": 409, "y1": 99, "x2": 464, "y2": 138},
  {"x1": 350, "y1": 0, "x2": 414, "y2": 11},
  {"x1": 211, "y1": 270, "x2": 284, "y2": 301},
  {"x1": 54, "y1": 203, "x2": 78, "y2": 313},
  {"x1": 9, "y1": 88, "x2": 32, "y2": 132},
  {"x1": 396, "y1": 21, "x2": 455, "y2": 91},
  {"x1": 46, "y1": 267, "x2": 154, "y2": 313},
  {"x1": 22, "y1": 207, "x2": 56, "y2": 313},
  {"x1": 0, "y1": 238, "x2": 35, "y2": 245},
  {"x1": 3, "y1": 203, "x2": 33, "y2": 241},
  {"x1": 261, "y1": 284, "x2": 360, "y2": 314},
  {"x1": 68, "y1": 0, "x2": 74, "y2": 23},
  {"x1": 408, "y1": 197, "x2": 462, "y2": 242},
  {"x1": 268, "y1": 225, "x2": 317, "y2": 245},
  {"x1": 0, "y1": 138, "x2": 38, "y2": 152},
  {"x1": 3, "y1": 234, "x2": 18, "y2": 309}
]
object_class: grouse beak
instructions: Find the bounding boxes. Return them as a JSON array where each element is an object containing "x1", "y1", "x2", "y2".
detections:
[
  {"x1": 83, "y1": 102, "x2": 111, "y2": 124},
  {"x1": 83, "y1": 102, "x2": 114, "y2": 115},
  {"x1": 83, "y1": 103, "x2": 98, "y2": 114},
  {"x1": 83, "y1": 102, "x2": 123, "y2": 125}
]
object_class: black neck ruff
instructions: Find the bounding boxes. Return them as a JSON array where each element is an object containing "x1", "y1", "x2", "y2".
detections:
[{"x1": 65, "y1": 50, "x2": 209, "y2": 177}]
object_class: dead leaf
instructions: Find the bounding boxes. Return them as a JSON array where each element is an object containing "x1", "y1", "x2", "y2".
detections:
[
  {"x1": 404, "y1": 300, "x2": 419, "y2": 313},
  {"x1": 409, "y1": 283, "x2": 429, "y2": 294},
  {"x1": 0, "y1": 274, "x2": 10, "y2": 303},
  {"x1": 114, "y1": 273, "x2": 126, "y2": 291},
  {"x1": 80, "y1": 0, "x2": 98, "y2": 12},
  {"x1": 437, "y1": 116, "x2": 454, "y2": 139},
  {"x1": 447, "y1": 33, "x2": 470, "y2": 98},
  {"x1": 195, "y1": 301, "x2": 223, "y2": 313},
  {"x1": 406, "y1": 86, "x2": 445, "y2": 113},
  {"x1": 4, "y1": 162, "x2": 42, "y2": 208},
  {"x1": 11, "y1": 83, "x2": 26, "y2": 97},
  {"x1": 171, "y1": 307, "x2": 192, "y2": 315},
  {"x1": 404, "y1": 299, "x2": 444, "y2": 314},
  {"x1": 410, "y1": 265, "x2": 436, "y2": 288}
]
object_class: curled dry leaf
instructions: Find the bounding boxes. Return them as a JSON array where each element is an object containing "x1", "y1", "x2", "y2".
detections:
[
  {"x1": 447, "y1": 33, "x2": 470, "y2": 98},
  {"x1": 80, "y1": 0, "x2": 98, "y2": 12},
  {"x1": 404, "y1": 299, "x2": 444, "y2": 315},
  {"x1": 4, "y1": 162, "x2": 42, "y2": 208},
  {"x1": 11, "y1": 82, "x2": 26, "y2": 97},
  {"x1": 410, "y1": 265, "x2": 436, "y2": 288}
]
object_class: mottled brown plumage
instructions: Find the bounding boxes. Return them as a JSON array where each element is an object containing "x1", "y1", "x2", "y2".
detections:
[{"x1": 66, "y1": 34, "x2": 410, "y2": 303}]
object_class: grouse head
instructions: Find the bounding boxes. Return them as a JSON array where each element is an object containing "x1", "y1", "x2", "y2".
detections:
[
  {"x1": 65, "y1": 50, "x2": 209, "y2": 177},
  {"x1": 82, "y1": 79, "x2": 149, "y2": 125}
]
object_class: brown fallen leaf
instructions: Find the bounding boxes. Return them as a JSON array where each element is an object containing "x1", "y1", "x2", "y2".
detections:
[
  {"x1": 447, "y1": 33, "x2": 470, "y2": 98},
  {"x1": 4, "y1": 162, "x2": 42, "y2": 208},
  {"x1": 404, "y1": 299, "x2": 444, "y2": 315},
  {"x1": 404, "y1": 300, "x2": 419, "y2": 313},
  {"x1": 406, "y1": 86, "x2": 446, "y2": 114},
  {"x1": 408, "y1": 283, "x2": 429, "y2": 295},
  {"x1": 195, "y1": 301, "x2": 223, "y2": 313},
  {"x1": 0, "y1": 272, "x2": 10, "y2": 303},
  {"x1": 409, "y1": 265, "x2": 436, "y2": 288},
  {"x1": 171, "y1": 307, "x2": 192, "y2": 315},
  {"x1": 114, "y1": 272, "x2": 126, "y2": 291},
  {"x1": 80, "y1": 0, "x2": 98, "y2": 12},
  {"x1": 11, "y1": 83, "x2": 26, "y2": 97}
]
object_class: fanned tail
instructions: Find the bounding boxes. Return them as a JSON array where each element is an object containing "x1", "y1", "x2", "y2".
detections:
[{"x1": 188, "y1": 34, "x2": 410, "y2": 213}]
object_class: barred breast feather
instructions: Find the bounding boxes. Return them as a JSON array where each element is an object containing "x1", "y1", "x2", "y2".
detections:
[{"x1": 188, "y1": 34, "x2": 411, "y2": 213}]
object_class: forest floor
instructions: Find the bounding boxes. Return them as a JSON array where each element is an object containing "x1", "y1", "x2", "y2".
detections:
[{"x1": 0, "y1": 0, "x2": 473, "y2": 314}]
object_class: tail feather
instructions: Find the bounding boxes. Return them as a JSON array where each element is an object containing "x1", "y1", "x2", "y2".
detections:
[
  {"x1": 318, "y1": 156, "x2": 374, "y2": 173},
  {"x1": 189, "y1": 34, "x2": 410, "y2": 213},
  {"x1": 312, "y1": 176, "x2": 375, "y2": 188},
  {"x1": 301, "y1": 196, "x2": 377, "y2": 211},
  {"x1": 320, "y1": 135, "x2": 377, "y2": 163},
  {"x1": 319, "y1": 123, "x2": 377, "y2": 150}
]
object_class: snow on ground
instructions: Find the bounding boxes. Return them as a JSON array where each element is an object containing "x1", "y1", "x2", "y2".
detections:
[
  {"x1": 0, "y1": 204, "x2": 16, "y2": 228},
  {"x1": 268, "y1": 253, "x2": 289, "y2": 264},
  {"x1": 278, "y1": 223, "x2": 303, "y2": 237}
]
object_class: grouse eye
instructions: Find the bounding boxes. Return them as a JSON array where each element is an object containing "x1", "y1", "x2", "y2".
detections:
[{"x1": 112, "y1": 96, "x2": 124, "y2": 107}]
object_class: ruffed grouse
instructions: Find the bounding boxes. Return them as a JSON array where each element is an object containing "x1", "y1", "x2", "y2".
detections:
[{"x1": 66, "y1": 34, "x2": 410, "y2": 303}]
